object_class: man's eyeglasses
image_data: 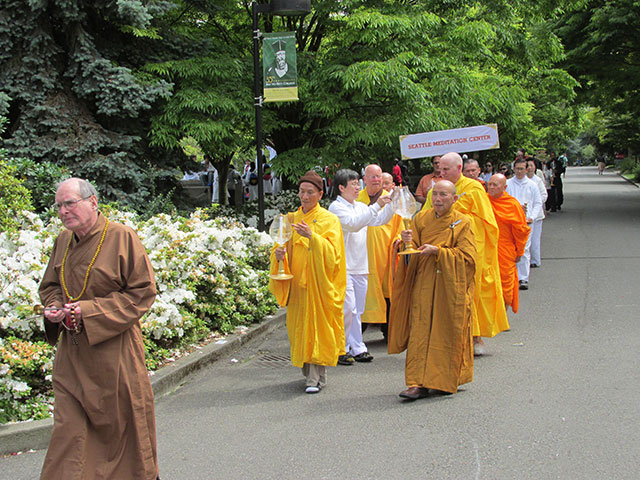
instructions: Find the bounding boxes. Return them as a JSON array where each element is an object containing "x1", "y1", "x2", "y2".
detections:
[{"x1": 51, "y1": 196, "x2": 92, "y2": 211}]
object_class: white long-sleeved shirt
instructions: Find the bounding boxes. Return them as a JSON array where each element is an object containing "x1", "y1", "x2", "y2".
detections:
[
  {"x1": 328, "y1": 195, "x2": 395, "y2": 274},
  {"x1": 506, "y1": 176, "x2": 542, "y2": 222},
  {"x1": 527, "y1": 174, "x2": 547, "y2": 221}
]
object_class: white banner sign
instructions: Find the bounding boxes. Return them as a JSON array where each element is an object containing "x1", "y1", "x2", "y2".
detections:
[{"x1": 399, "y1": 124, "x2": 500, "y2": 159}]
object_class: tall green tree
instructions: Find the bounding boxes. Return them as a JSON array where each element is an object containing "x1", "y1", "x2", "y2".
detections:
[
  {"x1": 557, "y1": 0, "x2": 640, "y2": 153},
  {"x1": 0, "y1": 0, "x2": 174, "y2": 208},
  {"x1": 265, "y1": 0, "x2": 581, "y2": 179},
  {"x1": 146, "y1": 1, "x2": 255, "y2": 204}
]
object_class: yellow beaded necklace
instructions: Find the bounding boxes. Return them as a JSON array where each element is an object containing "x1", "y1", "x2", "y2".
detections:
[{"x1": 60, "y1": 217, "x2": 109, "y2": 302}]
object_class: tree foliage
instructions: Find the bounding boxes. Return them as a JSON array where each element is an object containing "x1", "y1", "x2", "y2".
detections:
[
  {"x1": 0, "y1": 0, "x2": 175, "y2": 209},
  {"x1": 557, "y1": 0, "x2": 640, "y2": 153},
  {"x1": 1, "y1": 0, "x2": 587, "y2": 205}
]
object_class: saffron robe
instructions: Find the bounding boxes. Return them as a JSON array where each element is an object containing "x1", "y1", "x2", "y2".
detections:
[
  {"x1": 388, "y1": 208, "x2": 476, "y2": 393},
  {"x1": 423, "y1": 175, "x2": 509, "y2": 337},
  {"x1": 38, "y1": 213, "x2": 158, "y2": 480},
  {"x1": 357, "y1": 188, "x2": 404, "y2": 324},
  {"x1": 489, "y1": 192, "x2": 530, "y2": 313},
  {"x1": 269, "y1": 204, "x2": 347, "y2": 367}
]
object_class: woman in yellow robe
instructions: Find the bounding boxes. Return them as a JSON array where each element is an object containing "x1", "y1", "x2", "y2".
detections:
[{"x1": 269, "y1": 171, "x2": 347, "y2": 393}]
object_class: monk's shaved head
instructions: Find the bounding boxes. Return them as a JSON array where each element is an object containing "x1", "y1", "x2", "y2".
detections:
[
  {"x1": 431, "y1": 179, "x2": 458, "y2": 215},
  {"x1": 487, "y1": 173, "x2": 507, "y2": 199},
  {"x1": 433, "y1": 179, "x2": 456, "y2": 195},
  {"x1": 439, "y1": 152, "x2": 463, "y2": 183},
  {"x1": 381, "y1": 172, "x2": 394, "y2": 192},
  {"x1": 363, "y1": 164, "x2": 383, "y2": 195}
]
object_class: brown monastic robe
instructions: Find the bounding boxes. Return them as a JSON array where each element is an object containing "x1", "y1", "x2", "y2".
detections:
[
  {"x1": 388, "y1": 208, "x2": 476, "y2": 394},
  {"x1": 39, "y1": 213, "x2": 158, "y2": 480}
]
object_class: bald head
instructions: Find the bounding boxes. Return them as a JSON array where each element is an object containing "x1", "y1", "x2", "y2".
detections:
[
  {"x1": 462, "y1": 159, "x2": 481, "y2": 180},
  {"x1": 439, "y1": 152, "x2": 463, "y2": 183},
  {"x1": 487, "y1": 173, "x2": 507, "y2": 199},
  {"x1": 363, "y1": 164, "x2": 383, "y2": 195},
  {"x1": 381, "y1": 172, "x2": 394, "y2": 192},
  {"x1": 431, "y1": 180, "x2": 458, "y2": 215}
]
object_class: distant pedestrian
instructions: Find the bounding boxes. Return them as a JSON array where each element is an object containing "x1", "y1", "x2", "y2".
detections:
[{"x1": 392, "y1": 158, "x2": 404, "y2": 186}]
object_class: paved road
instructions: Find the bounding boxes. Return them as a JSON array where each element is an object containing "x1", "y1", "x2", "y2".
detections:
[{"x1": 3, "y1": 166, "x2": 640, "y2": 479}]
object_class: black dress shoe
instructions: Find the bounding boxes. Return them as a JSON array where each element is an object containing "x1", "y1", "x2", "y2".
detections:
[
  {"x1": 399, "y1": 386, "x2": 429, "y2": 399},
  {"x1": 337, "y1": 354, "x2": 355, "y2": 365},
  {"x1": 519, "y1": 280, "x2": 528, "y2": 290},
  {"x1": 354, "y1": 351, "x2": 373, "y2": 362}
]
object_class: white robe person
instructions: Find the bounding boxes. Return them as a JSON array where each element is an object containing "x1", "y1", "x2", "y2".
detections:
[{"x1": 506, "y1": 176, "x2": 542, "y2": 283}]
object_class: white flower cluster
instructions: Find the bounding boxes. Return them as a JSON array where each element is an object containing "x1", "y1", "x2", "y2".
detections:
[
  {"x1": 0, "y1": 212, "x2": 60, "y2": 337},
  {"x1": 0, "y1": 208, "x2": 272, "y2": 342},
  {"x1": 1, "y1": 207, "x2": 277, "y2": 423}
]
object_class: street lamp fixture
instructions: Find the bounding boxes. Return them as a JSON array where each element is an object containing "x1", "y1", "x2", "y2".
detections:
[{"x1": 253, "y1": 0, "x2": 311, "y2": 231}]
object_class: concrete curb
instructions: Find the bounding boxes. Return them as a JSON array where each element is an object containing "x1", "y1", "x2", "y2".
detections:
[
  {"x1": 617, "y1": 170, "x2": 639, "y2": 188},
  {"x1": 0, "y1": 309, "x2": 286, "y2": 456}
]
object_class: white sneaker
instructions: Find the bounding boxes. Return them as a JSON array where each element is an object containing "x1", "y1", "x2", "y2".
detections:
[
  {"x1": 473, "y1": 343, "x2": 486, "y2": 356},
  {"x1": 305, "y1": 385, "x2": 320, "y2": 394}
]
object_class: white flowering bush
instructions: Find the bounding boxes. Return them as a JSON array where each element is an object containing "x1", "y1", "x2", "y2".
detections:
[{"x1": 0, "y1": 206, "x2": 278, "y2": 424}]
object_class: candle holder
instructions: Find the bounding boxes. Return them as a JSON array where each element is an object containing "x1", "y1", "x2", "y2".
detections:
[
  {"x1": 269, "y1": 213, "x2": 294, "y2": 280},
  {"x1": 392, "y1": 186, "x2": 420, "y2": 255}
]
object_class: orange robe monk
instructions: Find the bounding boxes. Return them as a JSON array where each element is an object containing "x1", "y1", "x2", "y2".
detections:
[
  {"x1": 357, "y1": 188, "x2": 403, "y2": 325},
  {"x1": 388, "y1": 208, "x2": 476, "y2": 393},
  {"x1": 423, "y1": 175, "x2": 509, "y2": 337},
  {"x1": 489, "y1": 192, "x2": 530, "y2": 312},
  {"x1": 39, "y1": 213, "x2": 158, "y2": 480}
]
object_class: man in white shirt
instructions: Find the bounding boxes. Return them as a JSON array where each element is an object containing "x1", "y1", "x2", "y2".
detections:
[
  {"x1": 329, "y1": 169, "x2": 394, "y2": 364},
  {"x1": 526, "y1": 159, "x2": 548, "y2": 268},
  {"x1": 506, "y1": 158, "x2": 542, "y2": 290}
]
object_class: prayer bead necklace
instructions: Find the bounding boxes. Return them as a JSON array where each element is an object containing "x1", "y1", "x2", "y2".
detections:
[{"x1": 60, "y1": 218, "x2": 109, "y2": 302}]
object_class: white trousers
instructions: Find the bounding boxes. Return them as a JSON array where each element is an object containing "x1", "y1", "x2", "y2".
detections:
[
  {"x1": 530, "y1": 220, "x2": 543, "y2": 267},
  {"x1": 517, "y1": 229, "x2": 532, "y2": 282},
  {"x1": 344, "y1": 273, "x2": 368, "y2": 356}
]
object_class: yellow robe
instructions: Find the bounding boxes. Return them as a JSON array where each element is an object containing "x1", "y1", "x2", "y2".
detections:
[
  {"x1": 423, "y1": 175, "x2": 509, "y2": 337},
  {"x1": 388, "y1": 208, "x2": 476, "y2": 393},
  {"x1": 268, "y1": 204, "x2": 347, "y2": 367},
  {"x1": 357, "y1": 188, "x2": 404, "y2": 324}
]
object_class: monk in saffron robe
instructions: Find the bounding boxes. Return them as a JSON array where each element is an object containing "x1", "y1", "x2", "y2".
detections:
[
  {"x1": 389, "y1": 180, "x2": 476, "y2": 398},
  {"x1": 269, "y1": 171, "x2": 347, "y2": 394},
  {"x1": 357, "y1": 164, "x2": 403, "y2": 336},
  {"x1": 422, "y1": 152, "x2": 508, "y2": 356},
  {"x1": 39, "y1": 178, "x2": 159, "y2": 480},
  {"x1": 488, "y1": 174, "x2": 531, "y2": 313}
]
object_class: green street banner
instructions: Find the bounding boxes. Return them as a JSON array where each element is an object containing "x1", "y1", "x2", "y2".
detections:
[
  {"x1": 399, "y1": 124, "x2": 500, "y2": 159},
  {"x1": 263, "y1": 32, "x2": 298, "y2": 102}
]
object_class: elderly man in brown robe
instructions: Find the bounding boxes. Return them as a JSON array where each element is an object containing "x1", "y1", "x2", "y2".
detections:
[
  {"x1": 389, "y1": 180, "x2": 476, "y2": 399},
  {"x1": 39, "y1": 178, "x2": 159, "y2": 480}
]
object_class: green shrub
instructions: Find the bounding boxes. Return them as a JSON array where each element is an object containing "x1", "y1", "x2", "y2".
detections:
[
  {"x1": 0, "y1": 158, "x2": 34, "y2": 234},
  {"x1": 617, "y1": 156, "x2": 638, "y2": 174},
  {"x1": 5, "y1": 157, "x2": 68, "y2": 213}
]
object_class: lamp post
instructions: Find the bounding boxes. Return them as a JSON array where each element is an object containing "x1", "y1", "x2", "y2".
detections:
[{"x1": 252, "y1": 0, "x2": 310, "y2": 231}]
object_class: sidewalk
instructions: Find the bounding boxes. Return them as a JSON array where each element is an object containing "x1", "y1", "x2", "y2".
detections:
[{"x1": 0, "y1": 309, "x2": 286, "y2": 456}]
